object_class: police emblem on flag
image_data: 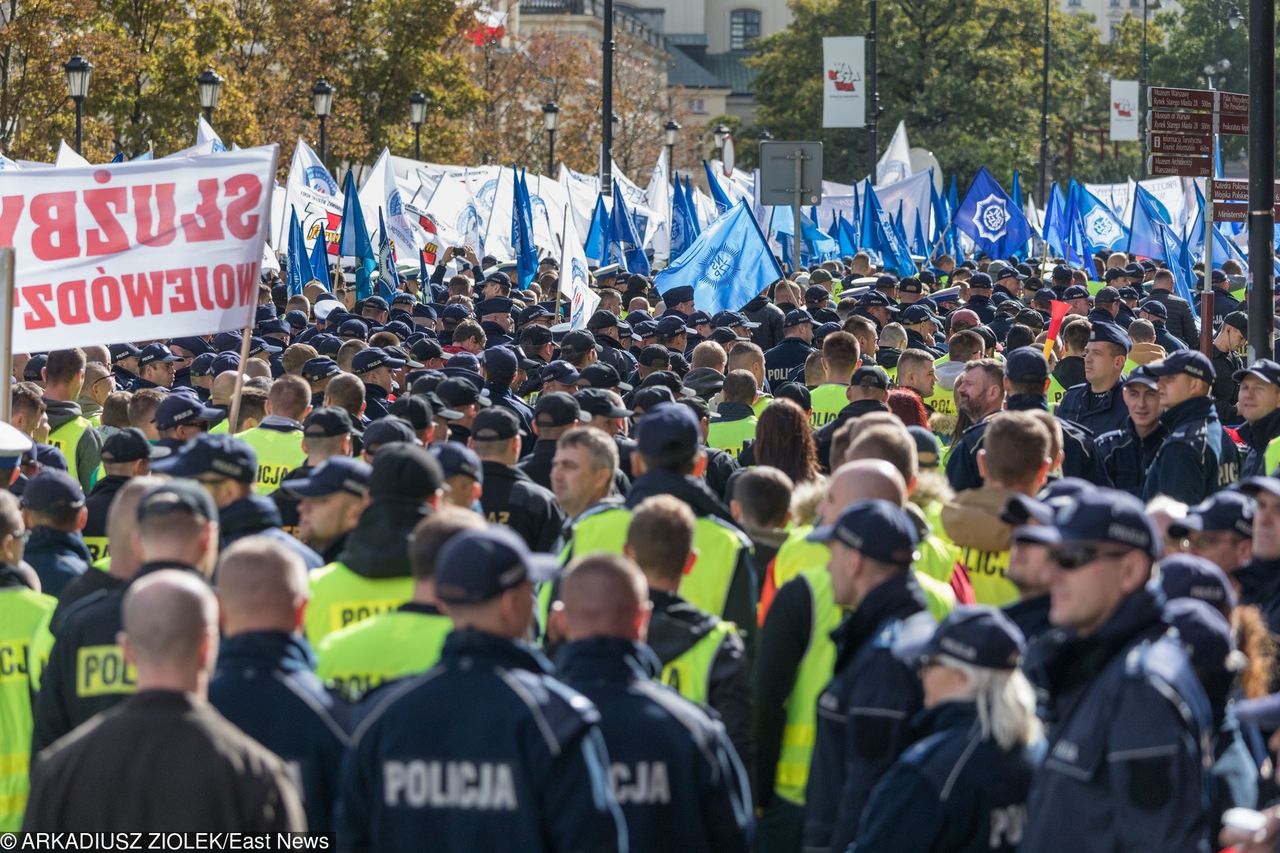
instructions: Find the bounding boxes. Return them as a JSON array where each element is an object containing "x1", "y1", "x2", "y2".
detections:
[
  {"x1": 972, "y1": 194, "x2": 1009, "y2": 242},
  {"x1": 305, "y1": 166, "x2": 339, "y2": 196},
  {"x1": 1086, "y1": 210, "x2": 1121, "y2": 246},
  {"x1": 704, "y1": 249, "x2": 736, "y2": 283}
]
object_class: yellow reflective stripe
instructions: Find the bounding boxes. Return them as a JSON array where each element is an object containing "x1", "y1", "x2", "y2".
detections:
[
  {"x1": 780, "y1": 722, "x2": 815, "y2": 748},
  {"x1": 0, "y1": 792, "x2": 27, "y2": 821},
  {"x1": 0, "y1": 753, "x2": 28, "y2": 776}
]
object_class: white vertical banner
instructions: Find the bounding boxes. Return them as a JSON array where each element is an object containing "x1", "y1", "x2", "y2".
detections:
[
  {"x1": 558, "y1": 209, "x2": 600, "y2": 329},
  {"x1": 822, "y1": 37, "x2": 865, "y2": 129},
  {"x1": 1110, "y1": 79, "x2": 1140, "y2": 142}
]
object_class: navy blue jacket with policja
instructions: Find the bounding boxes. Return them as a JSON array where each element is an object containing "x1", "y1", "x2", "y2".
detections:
[
  {"x1": 852, "y1": 700, "x2": 1037, "y2": 853},
  {"x1": 336, "y1": 628, "x2": 627, "y2": 853},
  {"x1": 557, "y1": 637, "x2": 753, "y2": 853},
  {"x1": 209, "y1": 631, "x2": 350, "y2": 834},
  {"x1": 1020, "y1": 589, "x2": 1213, "y2": 853},
  {"x1": 1141, "y1": 395, "x2": 1240, "y2": 505}
]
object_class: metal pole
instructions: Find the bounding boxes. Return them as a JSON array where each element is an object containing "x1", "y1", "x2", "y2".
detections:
[
  {"x1": 318, "y1": 116, "x2": 327, "y2": 166},
  {"x1": 414, "y1": 125, "x2": 421, "y2": 162},
  {"x1": 1039, "y1": 0, "x2": 1050, "y2": 202},
  {"x1": 1247, "y1": 0, "x2": 1275, "y2": 361},
  {"x1": 793, "y1": 148, "x2": 804, "y2": 274},
  {"x1": 74, "y1": 98, "x2": 83, "y2": 154},
  {"x1": 1139, "y1": 0, "x2": 1148, "y2": 178},
  {"x1": 868, "y1": 0, "x2": 879, "y2": 174},
  {"x1": 0, "y1": 249, "x2": 13, "y2": 425},
  {"x1": 666, "y1": 143, "x2": 675, "y2": 177},
  {"x1": 1202, "y1": 169, "x2": 1216, "y2": 356},
  {"x1": 547, "y1": 129, "x2": 556, "y2": 177},
  {"x1": 204, "y1": 106, "x2": 213, "y2": 123},
  {"x1": 601, "y1": 0, "x2": 615, "y2": 196}
]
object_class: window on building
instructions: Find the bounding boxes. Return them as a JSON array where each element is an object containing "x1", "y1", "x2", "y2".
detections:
[
  {"x1": 729, "y1": 9, "x2": 761, "y2": 50},
  {"x1": 1109, "y1": 0, "x2": 1120, "y2": 8},
  {"x1": 688, "y1": 98, "x2": 707, "y2": 115},
  {"x1": 1109, "y1": 22, "x2": 1120, "y2": 37},
  {"x1": 1068, "y1": 0, "x2": 1081, "y2": 7}
]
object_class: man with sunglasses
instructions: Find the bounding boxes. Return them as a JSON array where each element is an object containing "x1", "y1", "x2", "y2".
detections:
[
  {"x1": 1233, "y1": 477, "x2": 1280, "y2": 636},
  {"x1": 1167, "y1": 491, "x2": 1254, "y2": 576},
  {"x1": 1021, "y1": 489, "x2": 1213, "y2": 852}
]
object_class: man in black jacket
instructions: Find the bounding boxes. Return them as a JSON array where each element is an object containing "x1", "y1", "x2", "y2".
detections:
[
  {"x1": 813, "y1": 366, "x2": 892, "y2": 472},
  {"x1": 743, "y1": 292, "x2": 787, "y2": 352},
  {"x1": 82, "y1": 429, "x2": 169, "y2": 564},
  {"x1": 1144, "y1": 268, "x2": 1199, "y2": 348},
  {"x1": 473, "y1": 408, "x2": 565, "y2": 553}
]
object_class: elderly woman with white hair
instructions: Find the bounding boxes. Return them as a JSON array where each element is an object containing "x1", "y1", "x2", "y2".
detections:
[{"x1": 851, "y1": 606, "x2": 1043, "y2": 853}]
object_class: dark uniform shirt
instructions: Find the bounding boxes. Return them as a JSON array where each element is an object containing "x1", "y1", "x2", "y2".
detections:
[
  {"x1": 1145, "y1": 289, "x2": 1199, "y2": 348},
  {"x1": 478, "y1": 460, "x2": 565, "y2": 553},
  {"x1": 1095, "y1": 420, "x2": 1169, "y2": 496},
  {"x1": 764, "y1": 338, "x2": 813, "y2": 387},
  {"x1": 1056, "y1": 379, "x2": 1130, "y2": 437},
  {"x1": 210, "y1": 631, "x2": 350, "y2": 833},
  {"x1": 24, "y1": 527, "x2": 91, "y2": 598},
  {"x1": 336, "y1": 629, "x2": 626, "y2": 853},
  {"x1": 219, "y1": 494, "x2": 323, "y2": 570},
  {"x1": 1210, "y1": 345, "x2": 1245, "y2": 425},
  {"x1": 24, "y1": 690, "x2": 306, "y2": 831},
  {"x1": 804, "y1": 573, "x2": 935, "y2": 853},
  {"x1": 1234, "y1": 556, "x2": 1280, "y2": 637},
  {"x1": 853, "y1": 701, "x2": 1036, "y2": 853},
  {"x1": 814, "y1": 399, "x2": 891, "y2": 473},
  {"x1": 1141, "y1": 395, "x2": 1240, "y2": 505},
  {"x1": 1239, "y1": 408, "x2": 1280, "y2": 479},
  {"x1": 363, "y1": 383, "x2": 392, "y2": 421},
  {"x1": 557, "y1": 638, "x2": 753, "y2": 853},
  {"x1": 83, "y1": 475, "x2": 129, "y2": 564},
  {"x1": 1153, "y1": 321, "x2": 1190, "y2": 354}
]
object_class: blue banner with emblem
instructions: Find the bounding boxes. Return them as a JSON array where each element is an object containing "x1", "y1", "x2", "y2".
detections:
[
  {"x1": 954, "y1": 166, "x2": 1030, "y2": 260},
  {"x1": 654, "y1": 199, "x2": 782, "y2": 315}
]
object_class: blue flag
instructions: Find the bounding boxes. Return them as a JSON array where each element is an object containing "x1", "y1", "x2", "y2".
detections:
[
  {"x1": 1063, "y1": 181, "x2": 1093, "y2": 272},
  {"x1": 1127, "y1": 185, "x2": 1171, "y2": 261},
  {"x1": 835, "y1": 213, "x2": 857, "y2": 256},
  {"x1": 1073, "y1": 183, "x2": 1129, "y2": 255},
  {"x1": 1157, "y1": 223, "x2": 1197, "y2": 304},
  {"x1": 955, "y1": 167, "x2": 1030, "y2": 260},
  {"x1": 671, "y1": 179, "x2": 695, "y2": 258},
  {"x1": 656, "y1": 199, "x2": 782, "y2": 314},
  {"x1": 859, "y1": 180, "x2": 879, "y2": 261},
  {"x1": 912, "y1": 214, "x2": 928, "y2": 258},
  {"x1": 827, "y1": 211, "x2": 840, "y2": 242},
  {"x1": 703, "y1": 161, "x2": 733, "y2": 216},
  {"x1": 682, "y1": 176, "x2": 702, "y2": 239},
  {"x1": 110, "y1": 151, "x2": 125, "y2": 164},
  {"x1": 1010, "y1": 170, "x2": 1031, "y2": 259},
  {"x1": 512, "y1": 168, "x2": 537, "y2": 288},
  {"x1": 929, "y1": 179, "x2": 947, "y2": 246},
  {"x1": 946, "y1": 175, "x2": 963, "y2": 260},
  {"x1": 339, "y1": 170, "x2": 377, "y2": 301},
  {"x1": 286, "y1": 207, "x2": 308, "y2": 296},
  {"x1": 585, "y1": 195, "x2": 609, "y2": 264},
  {"x1": 309, "y1": 224, "x2": 330, "y2": 283},
  {"x1": 376, "y1": 209, "x2": 401, "y2": 300},
  {"x1": 865, "y1": 183, "x2": 916, "y2": 276},
  {"x1": 1042, "y1": 183, "x2": 1066, "y2": 258},
  {"x1": 611, "y1": 181, "x2": 649, "y2": 275}
]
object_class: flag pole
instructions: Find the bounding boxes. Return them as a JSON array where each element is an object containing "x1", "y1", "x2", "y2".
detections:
[{"x1": 0, "y1": 249, "x2": 13, "y2": 424}]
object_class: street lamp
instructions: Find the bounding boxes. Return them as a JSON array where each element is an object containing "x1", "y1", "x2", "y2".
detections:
[
  {"x1": 63, "y1": 55, "x2": 92, "y2": 154},
  {"x1": 312, "y1": 78, "x2": 335, "y2": 164},
  {"x1": 1228, "y1": 5, "x2": 1242, "y2": 29},
  {"x1": 713, "y1": 122, "x2": 729, "y2": 160},
  {"x1": 664, "y1": 119, "x2": 680, "y2": 174},
  {"x1": 1203, "y1": 58, "x2": 1230, "y2": 89},
  {"x1": 409, "y1": 91, "x2": 427, "y2": 161},
  {"x1": 197, "y1": 68, "x2": 224, "y2": 123},
  {"x1": 1139, "y1": 0, "x2": 1161, "y2": 178},
  {"x1": 542, "y1": 102, "x2": 560, "y2": 176}
]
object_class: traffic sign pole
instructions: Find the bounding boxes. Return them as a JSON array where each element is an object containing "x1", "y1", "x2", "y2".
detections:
[{"x1": 1201, "y1": 171, "x2": 1214, "y2": 357}]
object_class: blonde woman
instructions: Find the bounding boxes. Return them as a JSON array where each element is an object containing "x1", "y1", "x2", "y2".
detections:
[{"x1": 853, "y1": 607, "x2": 1042, "y2": 853}]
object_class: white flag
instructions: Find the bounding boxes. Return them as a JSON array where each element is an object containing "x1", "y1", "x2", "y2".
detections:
[
  {"x1": 360, "y1": 147, "x2": 417, "y2": 255},
  {"x1": 645, "y1": 149, "x2": 672, "y2": 264},
  {"x1": 876, "y1": 121, "x2": 913, "y2": 186},
  {"x1": 274, "y1": 138, "x2": 343, "y2": 254},
  {"x1": 55, "y1": 141, "x2": 90, "y2": 168},
  {"x1": 559, "y1": 210, "x2": 600, "y2": 330}
]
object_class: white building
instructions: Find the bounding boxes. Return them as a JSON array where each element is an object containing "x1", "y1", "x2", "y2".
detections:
[{"x1": 1060, "y1": 0, "x2": 1172, "y2": 42}]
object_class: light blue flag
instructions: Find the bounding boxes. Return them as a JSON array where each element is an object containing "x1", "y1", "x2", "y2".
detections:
[
  {"x1": 929, "y1": 178, "x2": 947, "y2": 246},
  {"x1": 682, "y1": 176, "x2": 702, "y2": 238},
  {"x1": 1042, "y1": 183, "x2": 1066, "y2": 257},
  {"x1": 866, "y1": 184, "x2": 916, "y2": 276},
  {"x1": 339, "y1": 170, "x2": 377, "y2": 301},
  {"x1": 955, "y1": 167, "x2": 1030, "y2": 260},
  {"x1": 671, "y1": 179, "x2": 694, "y2": 258},
  {"x1": 1073, "y1": 183, "x2": 1129, "y2": 254},
  {"x1": 309, "y1": 225, "x2": 330, "y2": 283},
  {"x1": 1010, "y1": 170, "x2": 1032, "y2": 259},
  {"x1": 827, "y1": 210, "x2": 840, "y2": 242},
  {"x1": 131, "y1": 151, "x2": 153, "y2": 162},
  {"x1": 611, "y1": 181, "x2": 649, "y2": 275},
  {"x1": 835, "y1": 213, "x2": 857, "y2": 256},
  {"x1": 703, "y1": 161, "x2": 733, "y2": 216},
  {"x1": 1156, "y1": 223, "x2": 1197, "y2": 304},
  {"x1": 946, "y1": 175, "x2": 963, "y2": 260},
  {"x1": 512, "y1": 168, "x2": 538, "y2": 288},
  {"x1": 1127, "y1": 186, "x2": 1171, "y2": 260},
  {"x1": 655, "y1": 199, "x2": 783, "y2": 314},
  {"x1": 1063, "y1": 181, "x2": 1093, "y2": 272},
  {"x1": 912, "y1": 214, "x2": 928, "y2": 257},
  {"x1": 376, "y1": 209, "x2": 401, "y2": 299},
  {"x1": 1212, "y1": 226, "x2": 1248, "y2": 272},
  {"x1": 286, "y1": 207, "x2": 308, "y2": 296},
  {"x1": 860, "y1": 180, "x2": 879, "y2": 258},
  {"x1": 585, "y1": 195, "x2": 609, "y2": 264}
]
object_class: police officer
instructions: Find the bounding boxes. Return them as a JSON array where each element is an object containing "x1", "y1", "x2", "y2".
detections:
[
  {"x1": 812, "y1": 366, "x2": 892, "y2": 472},
  {"x1": 964, "y1": 273, "x2": 997, "y2": 323},
  {"x1": 18, "y1": 471, "x2": 91, "y2": 597},
  {"x1": 236, "y1": 374, "x2": 311, "y2": 495},
  {"x1": 274, "y1": 406, "x2": 357, "y2": 537},
  {"x1": 588, "y1": 310, "x2": 640, "y2": 378},
  {"x1": 305, "y1": 444, "x2": 443, "y2": 644},
  {"x1": 1056, "y1": 321, "x2": 1131, "y2": 437},
  {"x1": 83, "y1": 429, "x2": 169, "y2": 564},
  {"x1": 0, "y1": 490, "x2": 54, "y2": 830},
  {"x1": 1138, "y1": 299, "x2": 1189, "y2": 353},
  {"x1": 1141, "y1": 350, "x2": 1240, "y2": 504},
  {"x1": 554, "y1": 552, "x2": 753, "y2": 852},
  {"x1": 481, "y1": 346, "x2": 535, "y2": 455},
  {"x1": 803, "y1": 499, "x2": 934, "y2": 852},
  {"x1": 1166, "y1": 491, "x2": 1254, "y2": 577},
  {"x1": 853, "y1": 607, "x2": 1040, "y2": 853},
  {"x1": 154, "y1": 434, "x2": 322, "y2": 570},
  {"x1": 317, "y1": 507, "x2": 481, "y2": 701},
  {"x1": 352, "y1": 347, "x2": 409, "y2": 422},
  {"x1": 42, "y1": 348, "x2": 104, "y2": 493},
  {"x1": 32, "y1": 481, "x2": 220, "y2": 752},
  {"x1": 471, "y1": 408, "x2": 564, "y2": 553},
  {"x1": 336, "y1": 526, "x2": 626, "y2": 853},
  {"x1": 209, "y1": 537, "x2": 349, "y2": 833},
  {"x1": 282, "y1": 455, "x2": 371, "y2": 565},
  {"x1": 1211, "y1": 312, "x2": 1248, "y2": 423},
  {"x1": 1095, "y1": 366, "x2": 1168, "y2": 496},
  {"x1": 1232, "y1": 477, "x2": 1280, "y2": 635},
  {"x1": 1235, "y1": 359, "x2": 1280, "y2": 477},
  {"x1": 1021, "y1": 489, "x2": 1212, "y2": 851},
  {"x1": 519, "y1": 393, "x2": 587, "y2": 490},
  {"x1": 764, "y1": 310, "x2": 814, "y2": 387}
]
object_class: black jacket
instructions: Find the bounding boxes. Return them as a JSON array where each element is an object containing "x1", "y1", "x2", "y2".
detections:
[
  {"x1": 25, "y1": 690, "x2": 305, "y2": 831},
  {"x1": 219, "y1": 494, "x2": 322, "y2": 570},
  {"x1": 763, "y1": 338, "x2": 813, "y2": 386},
  {"x1": 24, "y1": 527, "x2": 91, "y2": 598},
  {"x1": 363, "y1": 383, "x2": 392, "y2": 421},
  {"x1": 1211, "y1": 345, "x2": 1245, "y2": 425},
  {"x1": 1146, "y1": 288, "x2": 1199, "y2": 348},
  {"x1": 479, "y1": 461, "x2": 565, "y2": 553},
  {"x1": 814, "y1": 399, "x2": 891, "y2": 473},
  {"x1": 1234, "y1": 556, "x2": 1280, "y2": 637},
  {"x1": 337, "y1": 497, "x2": 430, "y2": 580},
  {"x1": 744, "y1": 294, "x2": 787, "y2": 352},
  {"x1": 1141, "y1": 395, "x2": 1240, "y2": 505},
  {"x1": 1240, "y1": 408, "x2": 1280, "y2": 479},
  {"x1": 1056, "y1": 379, "x2": 1130, "y2": 438},
  {"x1": 1095, "y1": 420, "x2": 1168, "y2": 496},
  {"x1": 83, "y1": 475, "x2": 129, "y2": 563}
]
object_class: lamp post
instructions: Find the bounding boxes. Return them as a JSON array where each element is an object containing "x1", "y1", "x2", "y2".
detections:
[
  {"x1": 1139, "y1": 0, "x2": 1160, "y2": 178},
  {"x1": 1038, "y1": 0, "x2": 1050, "y2": 201},
  {"x1": 1203, "y1": 58, "x2": 1230, "y2": 90},
  {"x1": 63, "y1": 55, "x2": 92, "y2": 154},
  {"x1": 197, "y1": 68, "x2": 223, "y2": 123},
  {"x1": 600, "y1": 0, "x2": 615, "y2": 196},
  {"x1": 868, "y1": 0, "x2": 880, "y2": 172},
  {"x1": 542, "y1": 102, "x2": 560, "y2": 175},
  {"x1": 1245, "y1": 0, "x2": 1273, "y2": 360},
  {"x1": 312, "y1": 78, "x2": 335, "y2": 165},
  {"x1": 409, "y1": 91, "x2": 427, "y2": 161},
  {"x1": 713, "y1": 122, "x2": 729, "y2": 161},
  {"x1": 664, "y1": 119, "x2": 680, "y2": 175}
]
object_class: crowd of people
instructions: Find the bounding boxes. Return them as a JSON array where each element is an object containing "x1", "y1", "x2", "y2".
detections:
[{"x1": 6, "y1": 243, "x2": 1280, "y2": 851}]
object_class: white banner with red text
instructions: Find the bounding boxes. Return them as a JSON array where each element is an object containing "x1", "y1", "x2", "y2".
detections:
[{"x1": 0, "y1": 145, "x2": 279, "y2": 352}]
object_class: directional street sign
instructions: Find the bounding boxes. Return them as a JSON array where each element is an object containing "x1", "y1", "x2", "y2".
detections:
[
  {"x1": 1147, "y1": 86, "x2": 1250, "y2": 114},
  {"x1": 1147, "y1": 154, "x2": 1211, "y2": 177},
  {"x1": 1148, "y1": 133, "x2": 1212, "y2": 155},
  {"x1": 1217, "y1": 112, "x2": 1249, "y2": 135},
  {"x1": 1147, "y1": 111, "x2": 1212, "y2": 134},
  {"x1": 1211, "y1": 179, "x2": 1280, "y2": 206},
  {"x1": 1212, "y1": 205, "x2": 1280, "y2": 223}
]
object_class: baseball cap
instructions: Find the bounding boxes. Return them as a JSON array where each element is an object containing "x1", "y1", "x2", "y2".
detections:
[
  {"x1": 1093, "y1": 286, "x2": 1121, "y2": 305},
  {"x1": 575, "y1": 388, "x2": 632, "y2": 419},
  {"x1": 171, "y1": 336, "x2": 214, "y2": 356},
  {"x1": 540, "y1": 360, "x2": 581, "y2": 386},
  {"x1": 368, "y1": 444, "x2": 444, "y2": 499},
  {"x1": 534, "y1": 392, "x2": 586, "y2": 428},
  {"x1": 430, "y1": 442, "x2": 484, "y2": 484},
  {"x1": 632, "y1": 386, "x2": 676, "y2": 413},
  {"x1": 1039, "y1": 488, "x2": 1161, "y2": 560},
  {"x1": 138, "y1": 343, "x2": 180, "y2": 366},
  {"x1": 434, "y1": 527, "x2": 561, "y2": 605},
  {"x1": 20, "y1": 470, "x2": 85, "y2": 513},
  {"x1": 388, "y1": 396, "x2": 437, "y2": 432},
  {"x1": 808, "y1": 498, "x2": 920, "y2": 565},
  {"x1": 1223, "y1": 311, "x2": 1249, "y2": 336},
  {"x1": 189, "y1": 353, "x2": 218, "y2": 378},
  {"x1": 472, "y1": 407, "x2": 520, "y2": 441},
  {"x1": 1125, "y1": 364, "x2": 1159, "y2": 389},
  {"x1": 635, "y1": 403, "x2": 700, "y2": 465},
  {"x1": 100, "y1": 428, "x2": 171, "y2": 464},
  {"x1": 587, "y1": 310, "x2": 619, "y2": 331},
  {"x1": 1146, "y1": 350, "x2": 1216, "y2": 383},
  {"x1": 1234, "y1": 359, "x2": 1280, "y2": 387},
  {"x1": 805, "y1": 285, "x2": 831, "y2": 304},
  {"x1": 283, "y1": 456, "x2": 372, "y2": 499},
  {"x1": 655, "y1": 316, "x2": 696, "y2": 339},
  {"x1": 1167, "y1": 491, "x2": 1254, "y2": 540},
  {"x1": 1155, "y1": 553, "x2": 1236, "y2": 619},
  {"x1": 850, "y1": 365, "x2": 891, "y2": 390},
  {"x1": 897, "y1": 605, "x2": 1025, "y2": 670},
  {"x1": 900, "y1": 304, "x2": 938, "y2": 326},
  {"x1": 352, "y1": 348, "x2": 407, "y2": 374},
  {"x1": 136, "y1": 480, "x2": 218, "y2": 523},
  {"x1": 363, "y1": 417, "x2": 419, "y2": 450},
  {"x1": 153, "y1": 433, "x2": 257, "y2": 483},
  {"x1": 663, "y1": 285, "x2": 694, "y2": 305},
  {"x1": 482, "y1": 346, "x2": 519, "y2": 379},
  {"x1": 857, "y1": 291, "x2": 899, "y2": 311},
  {"x1": 711, "y1": 310, "x2": 759, "y2": 329},
  {"x1": 303, "y1": 407, "x2": 354, "y2": 438},
  {"x1": 1062, "y1": 284, "x2": 1091, "y2": 300},
  {"x1": 784, "y1": 308, "x2": 815, "y2": 328},
  {"x1": 898, "y1": 277, "x2": 924, "y2": 295},
  {"x1": 906, "y1": 425, "x2": 941, "y2": 468},
  {"x1": 968, "y1": 273, "x2": 993, "y2": 290},
  {"x1": 774, "y1": 382, "x2": 811, "y2": 412},
  {"x1": 577, "y1": 362, "x2": 632, "y2": 392},
  {"x1": 1138, "y1": 299, "x2": 1168, "y2": 319},
  {"x1": 637, "y1": 346, "x2": 671, "y2": 369},
  {"x1": 436, "y1": 377, "x2": 490, "y2": 409},
  {"x1": 154, "y1": 395, "x2": 225, "y2": 430},
  {"x1": 301, "y1": 357, "x2": 342, "y2": 383}
]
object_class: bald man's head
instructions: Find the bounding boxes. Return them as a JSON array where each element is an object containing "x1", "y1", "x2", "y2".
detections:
[
  {"x1": 821, "y1": 459, "x2": 907, "y2": 526},
  {"x1": 211, "y1": 371, "x2": 246, "y2": 405},
  {"x1": 121, "y1": 570, "x2": 219, "y2": 690},
  {"x1": 106, "y1": 476, "x2": 168, "y2": 580},
  {"x1": 556, "y1": 554, "x2": 650, "y2": 643},
  {"x1": 216, "y1": 537, "x2": 308, "y2": 635}
]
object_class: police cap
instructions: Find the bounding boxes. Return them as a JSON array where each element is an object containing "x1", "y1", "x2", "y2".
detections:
[
  {"x1": 577, "y1": 362, "x2": 632, "y2": 392},
  {"x1": 435, "y1": 526, "x2": 561, "y2": 605},
  {"x1": 1234, "y1": 359, "x2": 1280, "y2": 387},
  {"x1": 303, "y1": 406, "x2": 354, "y2": 438},
  {"x1": 1147, "y1": 349, "x2": 1215, "y2": 383},
  {"x1": 534, "y1": 392, "x2": 586, "y2": 428},
  {"x1": 368, "y1": 443, "x2": 443, "y2": 499},
  {"x1": 363, "y1": 417, "x2": 419, "y2": 450},
  {"x1": 1040, "y1": 488, "x2": 1161, "y2": 559},
  {"x1": 430, "y1": 442, "x2": 484, "y2": 484},
  {"x1": 900, "y1": 605, "x2": 1025, "y2": 670},
  {"x1": 1156, "y1": 553, "x2": 1236, "y2": 619},
  {"x1": 575, "y1": 388, "x2": 632, "y2": 419},
  {"x1": 472, "y1": 407, "x2": 520, "y2": 441},
  {"x1": 284, "y1": 456, "x2": 371, "y2": 499},
  {"x1": 153, "y1": 434, "x2": 257, "y2": 484},
  {"x1": 635, "y1": 403, "x2": 700, "y2": 465},
  {"x1": 301, "y1": 357, "x2": 342, "y2": 383},
  {"x1": 154, "y1": 394, "x2": 224, "y2": 430},
  {"x1": 21, "y1": 469, "x2": 85, "y2": 513},
  {"x1": 1167, "y1": 491, "x2": 1254, "y2": 540},
  {"x1": 136, "y1": 480, "x2": 217, "y2": 523},
  {"x1": 101, "y1": 428, "x2": 170, "y2": 464},
  {"x1": 808, "y1": 498, "x2": 919, "y2": 565}
]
